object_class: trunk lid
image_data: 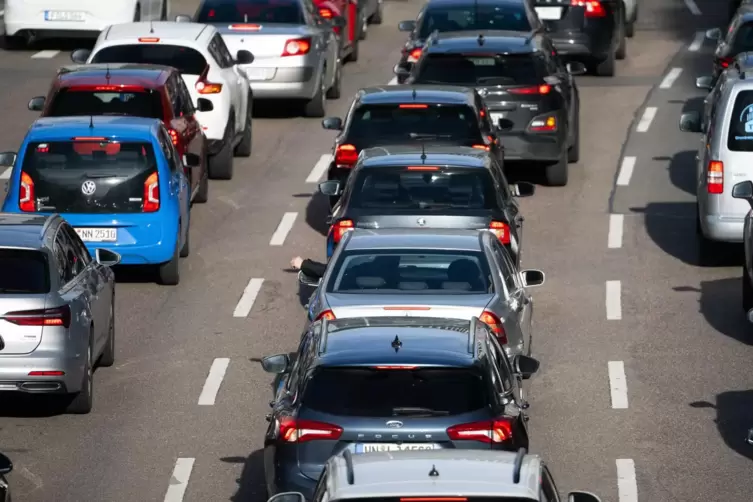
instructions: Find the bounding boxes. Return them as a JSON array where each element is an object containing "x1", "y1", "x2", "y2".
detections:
[
  {"x1": 352, "y1": 209, "x2": 495, "y2": 230},
  {"x1": 0, "y1": 295, "x2": 48, "y2": 355},
  {"x1": 211, "y1": 23, "x2": 310, "y2": 60},
  {"x1": 326, "y1": 293, "x2": 493, "y2": 319}
]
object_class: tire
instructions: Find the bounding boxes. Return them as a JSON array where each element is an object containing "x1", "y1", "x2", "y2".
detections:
[
  {"x1": 180, "y1": 222, "x2": 190, "y2": 258},
  {"x1": 615, "y1": 22, "x2": 627, "y2": 60},
  {"x1": 158, "y1": 234, "x2": 181, "y2": 285},
  {"x1": 370, "y1": 1, "x2": 383, "y2": 24},
  {"x1": 567, "y1": 107, "x2": 580, "y2": 164},
  {"x1": 194, "y1": 167, "x2": 209, "y2": 203},
  {"x1": 593, "y1": 53, "x2": 616, "y2": 77},
  {"x1": 625, "y1": 21, "x2": 635, "y2": 38},
  {"x1": 208, "y1": 122, "x2": 234, "y2": 180},
  {"x1": 133, "y1": 4, "x2": 141, "y2": 22},
  {"x1": 326, "y1": 64, "x2": 342, "y2": 100},
  {"x1": 160, "y1": 0, "x2": 167, "y2": 20},
  {"x1": 66, "y1": 337, "x2": 93, "y2": 414},
  {"x1": 234, "y1": 98, "x2": 253, "y2": 157},
  {"x1": 99, "y1": 301, "x2": 115, "y2": 368},
  {"x1": 544, "y1": 155, "x2": 568, "y2": 187},
  {"x1": 0, "y1": 35, "x2": 24, "y2": 50},
  {"x1": 345, "y1": 39, "x2": 359, "y2": 63},
  {"x1": 743, "y1": 265, "x2": 753, "y2": 312},
  {"x1": 304, "y1": 75, "x2": 327, "y2": 118}
]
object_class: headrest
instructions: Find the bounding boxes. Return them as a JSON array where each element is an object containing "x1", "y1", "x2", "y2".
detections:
[
  {"x1": 355, "y1": 276, "x2": 386, "y2": 289},
  {"x1": 398, "y1": 281, "x2": 428, "y2": 290}
]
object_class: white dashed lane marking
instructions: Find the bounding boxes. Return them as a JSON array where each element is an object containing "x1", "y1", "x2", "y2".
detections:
[
  {"x1": 608, "y1": 214, "x2": 624, "y2": 249},
  {"x1": 306, "y1": 154, "x2": 332, "y2": 183},
  {"x1": 659, "y1": 68, "x2": 683, "y2": 89},
  {"x1": 688, "y1": 31, "x2": 705, "y2": 52},
  {"x1": 197, "y1": 358, "x2": 230, "y2": 406},
  {"x1": 0, "y1": 167, "x2": 11, "y2": 179},
  {"x1": 606, "y1": 280, "x2": 622, "y2": 320},
  {"x1": 269, "y1": 212, "x2": 298, "y2": 246},
  {"x1": 683, "y1": 0, "x2": 701, "y2": 15},
  {"x1": 233, "y1": 278, "x2": 264, "y2": 318},
  {"x1": 616, "y1": 156, "x2": 636, "y2": 186},
  {"x1": 608, "y1": 361, "x2": 629, "y2": 409},
  {"x1": 163, "y1": 458, "x2": 195, "y2": 502},
  {"x1": 31, "y1": 50, "x2": 60, "y2": 59},
  {"x1": 616, "y1": 459, "x2": 638, "y2": 502},
  {"x1": 635, "y1": 107, "x2": 657, "y2": 133},
  {"x1": 387, "y1": 76, "x2": 398, "y2": 85}
]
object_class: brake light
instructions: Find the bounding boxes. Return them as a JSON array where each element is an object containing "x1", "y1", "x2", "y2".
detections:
[
  {"x1": 72, "y1": 137, "x2": 107, "y2": 141},
  {"x1": 480, "y1": 309, "x2": 507, "y2": 343},
  {"x1": 282, "y1": 38, "x2": 312, "y2": 57},
  {"x1": 228, "y1": 24, "x2": 261, "y2": 30},
  {"x1": 67, "y1": 85, "x2": 147, "y2": 92},
  {"x1": 472, "y1": 145, "x2": 489, "y2": 151},
  {"x1": 571, "y1": 0, "x2": 606, "y2": 17},
  {"x1": 488, "y1": 220, "x2": 511, "y2": 245},
  {"x1": 19, "y1": 171, "x2": 35, "y2": 212},
  {"x1": 529, "y1": 116, "x2": 557, "y2": 132},
  {"x1": 28, "y1": 370, "x2": 65, "y2": 376},
  {"x1": 446, "y1": 418, "x2": 513, "y2": 444},
  {"x1": 406, "y1": 166, "x2": 439, "y2": 171},
  {"x1": 138, "y1": 37, "x2": 160, "y2": 42},
  {"x1": 143, "y1": 172, "x2": 160, "y2": 212},
  {"x1": 508, "y1": 84, "x2": 551, "y2": 95},
  {"x1": 335, "y1": 144, "x2": 358, "y2": 167},
  {"x1": 707, "y1": 161, "x2": 723, "y2": 194},
  {"x1": 168, "y1": 128, "x2": 180, "y2": 146},
  {"x1": 316, "y1": 310, "x2": 336, "y2": 321},
  {"x1": 374, "y1": 365, "x2": 418, "y2": 369},
  {"x1": 319, "y1": 7, "x2": 333, "y2": 18},
  {"x1": 399, "y1": 104, "x2": 428, "y2": 109},
  {"x1": 278, "y1": 417, "x2": 342, "y2": 443},
  {"x1": 330, "y1": 219, "x2": 354, "y2": 243},
  {"x1": 195, "y1": 66, "x2": 222, "y2": 94},
  {"x1": 382, "y1": 306, "x2": 431, "y2": 310},
  {"x1": 3, "y1": 306, "x2": 71, "y2": 328},
  {"x1": 718, "y1": 56, "x2": 734, "y2": 69},
  {"x1": 407, "y1": 48, "x2": 422, "y2": 61}
]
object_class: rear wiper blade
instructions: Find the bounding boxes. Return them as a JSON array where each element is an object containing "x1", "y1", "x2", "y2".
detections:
[
  {"x1": 476, "y1": 76, "x2": 516, "y2": 84},
  {"x1": 392, "y1": 407, "x2": 450, "y2": 416},
  {"x1": 409, "y1": 133, "x2": 453, "y2": 140}
]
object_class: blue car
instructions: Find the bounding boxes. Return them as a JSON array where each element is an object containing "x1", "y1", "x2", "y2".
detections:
[{"x1": 1, "y1": 116, "x2": 193, "y2": 285}]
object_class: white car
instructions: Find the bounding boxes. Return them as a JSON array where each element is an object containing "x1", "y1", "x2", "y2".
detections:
[
  {"x1": 3, "y1": 0, "x2": 169, "y2": 48},
  {"x1": 70, "y1": 22, "x2": 253, "y2": 180}
]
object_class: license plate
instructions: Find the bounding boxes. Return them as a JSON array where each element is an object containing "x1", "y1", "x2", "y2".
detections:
[
  {"x1": 75, "y1": 228, "x2": 117, "y2": 242},
  {"x1": 535, "y1": 6, "x2": 564, "y2": 20},
  {"x1": 44, "y1": 10, "x2": 86, "y2": 22},
  {"x1": 244, "y1": 68, "x2": 268, "y2": 80},
  {"x1": 491, "y1": 112, "x2": 506, "y2": 123},
  {"x1": 355, "y1": 443, "x2": 437, "y2": 453},
  {"x1": 407, "y1": 55, "x2": 419, "y2": 63}
]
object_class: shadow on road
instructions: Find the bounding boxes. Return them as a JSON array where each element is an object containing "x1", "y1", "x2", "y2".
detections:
[
  {"x1": 222, "y1": 448, "x2": 267, "y2": 502},
  {"x1": 690, "y1": 391, "x2": 753, "y2": 462},
  {"x1": 651, "y1": 150, "x2": 696, "y2": 195},
  {"x1": 699, "y1": 277, "x2": 753, "y2": 346},
  {"x1": 305, "y1": 191, "x2": 331, "y2": 237}
]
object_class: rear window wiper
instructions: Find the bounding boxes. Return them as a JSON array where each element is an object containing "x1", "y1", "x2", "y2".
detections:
[
  {"x1": 408, "y1": 133, "x2": 454, "y2": 140},
  {"x1": 391, "y1": 407, "x2": 450, "y2": 416},
  {"x1": 476, "y1": 76, "x2": 517, "y2": 85}
]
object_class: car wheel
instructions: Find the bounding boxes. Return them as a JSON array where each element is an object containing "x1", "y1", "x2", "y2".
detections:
[
  {"x1": 567, "y1": 106, "x2": 580, "y2": 164},
  {"x1": 234, "y1": 98, "x2": 253, "y2": 157},
  {"x1": 326, "y1": 63, "x2": 342, "y2": 100},
  {"x1": 304, "y1": 75, "x2": 327, "y2": 118},
  {"x1": 345, "y1": 39, "x2": 359, "y2": 63},
  {"x1": 160, "y1": 0, "x2": 168, "y2": 20},
  {"x1": 158, "y1": 235, "x2": 181, "y2": 285},
  {"x1": 743, "y1": 265, "x2": 753, "y2": 312},
  {"x1": 180, "y1": 222, "x2": 190, "y2": 258},
  {"x1": 99, "y1": 301, "x2": 115, "y2": 367},
  {"x1": 66, "y1": 337, "x2": 93, "y2": 414},
  {"x1": 195, "y1": 167, "x2": 209, "y2": 203},
  {"x1": 592, "y1": 52, "x2": 615, "y2": 77},
  {"x1": 0, "y1": 35, "x2": 24, "y2": 50},
  {"x1": 615, "y1": 21, "x2": 627, "y2": 60},
  {"x1": 133, "y1": 4, "x2": 141, "y2": 22},
  {"x1": 208, "y1": 122, "x2": 234, "y2": 180},
  {"x1": 370, "y1": 1, "x2": 383, "y2": 24},
  {"x1": 625, "y1": 20, "x2": 635, "y2": 38},
  {"x1": 544, "y1": 155, "x2": 568, "y2": 187}
]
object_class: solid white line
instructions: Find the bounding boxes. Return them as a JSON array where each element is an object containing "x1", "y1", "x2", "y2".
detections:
[
  {"x1": 635, "y1": 107, "x2": 657, "y2": 132},
  {"x1": 197, "y1": 358, "x2": 230, "y2": 406},
  {"x1": 164, "y1": 458, "x2": 195, "y2": 502},
  {"x1": 31, "y1": 50, "x2": 60, "y2": 59},
  {"x1": 608, "y1": 361, "x2": 629, "y2": 409},
  {"x1": 683, "y1": 0, "x2": 701, "y2": 15},
  {"x1": 616, "y1": 156, "x2": 636, "y2": 186},
  {"x1": 659, "y1": 68, "x2": 683, "y2": 89},
  {"x1": 616, "y1": 459, "x2": 638, "y2": 502},
  {"x1": 0, "y1": 167, "x2": 11, "y2": 180},
  {"x1": 688, "y1": 31, "x2": 704, "y2": 51},
  {"x1": 608, "y1": 214, "x2": 624, "y2": 249},
  {"x1": 306, "y1": 153, "x2": 332, "y2": 183},
  {"x1": 269, "y1": 212, "x2": 298, "y2": 246},
  {"x1": 606, "y1": 280, "x2": 622, "y2": 320},
  {"x1": 387, "y1": 76, "x2": 398, "y2": 85},
  {"x1": 233, "y1": 278, "x2": 264, "y2": 318}
]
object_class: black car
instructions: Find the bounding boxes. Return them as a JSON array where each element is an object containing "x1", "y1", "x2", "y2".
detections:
[
  {"x1": 260, "y1": 316, "x2": 540, "y2": 499},
  {"x1": 317, "y1": 145, "x2": 534, "y2": 265},
  {"x1": 530, "y1": 0, "x2": 626, "y2": 76},
  {"x1": 321, "y1": 86, "x2": 504, "y2": 196},
  {"x1": 0, "y1": 453, "x2": 11, "y2": 502},
  {"x1": 398, "y1": 31, "x2": 584, "y2": 186},
  {"x1": 395, "y1": 0, "x2": 543, "y2": 82},
  {"x1": 708, "y1": 8, "x2": 753, "y2": 82}
]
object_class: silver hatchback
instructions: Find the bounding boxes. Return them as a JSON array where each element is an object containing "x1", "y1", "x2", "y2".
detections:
[{"x1": 0, "y1": 213, "x2": 120, "y2": 414}]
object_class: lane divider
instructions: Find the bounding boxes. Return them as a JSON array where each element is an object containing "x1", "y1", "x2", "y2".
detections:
[
  {"x1": 608, "y1": 361, "x2": 629, "y2": 409},
  {"x1": 608, "y1": 214, "x2": 624, "y2": 249},
  {"x1": 616, "y1": 156, "x2": 636, "y2": 186},
  {"x1": 688, "y1": 31, "x2": 705, "y2": 52},
  {"x1": 683, "y1": 0, "x2": 701, "y2": 15},
  {"x1": 233, "y1": 278, "x2": 264, "y2": 318},
  {"x1": 606, "y1": 280, "x2": 622, "y2": 321},
  {"x1": 635, "y1": 107, "x2": 657, "y2": 133},
  {"x1": 306, "y1": 154, "x2": 332, "y2": 183},
  {"x1": 616, "y1": 459, "x2": 638, "y2": 502},
  {"x1": 197, "y1": 358, "x2": 230, "y2": 406},
  {"x1": 31, "y1": 50, "x2": 60, "y2": 59},
  {"x1": 164, "y1": 458, "x2": 195, "y2": 502},
  {"x1": 659, "y1": 68, "x2": 683, "y2": 89},
  {"x1": 270, "y1": 212, "x2": 298, "y2": 246}
]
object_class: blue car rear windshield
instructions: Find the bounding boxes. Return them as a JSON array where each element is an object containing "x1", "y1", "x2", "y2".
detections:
[
  {"x1": 418, "y1": 4, "x2": 531, "y2": 39},
  {"x1": 196, "y1": 0, "x2": 305, "y2": 24},
  {"x1": 326, "y1": 249, "x2": 493, "y2": 294}
]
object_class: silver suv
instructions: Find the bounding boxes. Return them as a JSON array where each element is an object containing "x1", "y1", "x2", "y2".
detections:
[{"x1": 268, "y1": 449, "x2": 602, "y2": 502}]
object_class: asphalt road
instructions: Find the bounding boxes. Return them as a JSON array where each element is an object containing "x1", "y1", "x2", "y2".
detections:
[{"x1": 0, "y1": 0, "x2": 749, "y2": 501}]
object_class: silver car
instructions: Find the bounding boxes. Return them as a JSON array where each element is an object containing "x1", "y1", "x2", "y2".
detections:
[
  {"x1": 0, "y1": 213, "x2": 120, "y2": 414},
  {"x1": 301, "y1": 228, "x2": 545, "y2": 358}
]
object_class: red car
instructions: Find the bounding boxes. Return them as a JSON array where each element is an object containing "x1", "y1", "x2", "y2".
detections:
[
  {"x1": 315, "y1": 0, "x2": 360, "y2": 62},
  {"x1": 27, "y1": 63, "x2": 212, "y2": 204}
]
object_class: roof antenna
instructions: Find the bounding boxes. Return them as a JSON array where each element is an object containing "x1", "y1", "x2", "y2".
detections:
[
  {"x1": 105, "y1": 64, "x2": 111, "y2": 82},
  {"x1": 89, "y1": 115, "x2": 94, "y2": 129},
  {"x1": 477, "y1": 33, "x2": 485, "y2": 46},
  {"x1": 391, "y1": 335, "x2": 402, "y2": 353},
  {"x1": 150, "y1": 20, "x2": 155, "y2": 33},
  {"x1": 429, "y1": 465, "x2": 439, "y2": 477},
  {"x1": 412, "y1": 88, "x2": 417, "y2": 101},
  {"x1": 244, "y1": 13, "x2": 248, "y2": 22},
  {"x1": 420, "y1": 142, "x2": 426, "y2": 163}
]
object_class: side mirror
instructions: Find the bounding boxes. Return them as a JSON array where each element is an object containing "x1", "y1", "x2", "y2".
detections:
[
  {"x1": 0, "y1": 453, "x2": 12, "y2": 475},
  {"x1": 268, "y1": 493, "x2": 306, "y2": 502},
  {"x1": 705, "y1": 28, "x2": 722, "y2": 41},
  {"x1": 566, "y1": 61, "x2": 587, "y2": 75},
  {"x1": 398, "y1": 20, "x2": 416, "y2": 32},
  {"x1": 678, "y1": 111, "x2": 701, "y2": 133},
  {"x1": 196, "y1": 98, "x2": 214, "y2": 112},
  {"x1": 747, "y1": 428, "x2": 753, "y2": 445},
  {"x1": 236, "y1": 50, "x2": 254, "y2": 65},
  {"x1": 331, "y1": 16, "x2": 347, "y2": 28},
  {"x1": 28, "y1": 96, "x2": 45, "y2": 111},
  {"x1": 261, "y1": 354, "x2": 291, "y2": 374},
  {"x1": 695, "y1": 75, "x2": 713, "y2": 90},
  {"x1": 732, "y1": 181, "x2": 753, "y2": 209},
  {"x1": 298, "y1": 270, "x2": 321, "y2": 287},
  {"x1": 512, "y1": 182, "x2": 535, "y2": 197},
  {"x1": 321, "y1": 117, "x2": 343, "y2": 130},
  {"x1": 175, "y1": 14, "x2": 192, "y2": 22},
  {"x1": 521, "y1": 269, "x2": 545, "y2": 287},
  {"x1": 393, "y1": 64, "x2": 411, "y2": 79},
  {"x1": 0, "y1": 152, "x2": 17, "y2": 167},
  {"x1": 497, "y1": 118, "x2": 514, "y2": 132},
  {"x1": 95, "y1": 248, "x2": 121, "y2": 267},
  {"x1": 318, "y1": 180, "x2": 341, "y2": 196},
  {"x1": 568, "y1": 492, "x2": 602, "y2": 502},
  {"x1": 183, "y1": 153, "x2": 201, "y2": 168},
  {"x1": 70, "y1": 48, "x2": 91, "y2": 64},
  {"x1": 514, "y1": 354, "x2": 540, "y2": 379}
]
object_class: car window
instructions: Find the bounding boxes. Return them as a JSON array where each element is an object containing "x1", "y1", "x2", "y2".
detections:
[
  {"x1": 417, "y1": 4, "x2": 530, "y2": 38},
  {"x1": 326, "y1": 249, "x2": 494, "y2": 294},
  {"x1": 53, "y1": 226, "x2": 80, "y2": 283},
  {"x1": 491, "y1": 241, "x2": 517, "y2": 294},
  {"x1": 213, "y1": 33, "x2": 237, "y2": 68},
  {"x1": 63, "y1": 224, "x2": 92, "y2": 266},
  {"x1": 0, "y1": 249, "x2": 50, "y2": 294},
  {"x1": 727, "y1": 90, "x2": 753, "y2": 151},
  {"x1": 166, "y1": 75, "x2": 182, "y2": 118},
  {"x1": 487, "y1": 334, "x2": 513, "y2": 392},
  {"x1": 196, "y1": 0, "x2": 306, "y2": 24},
  {"x1": 91, "y1": 45, "x2": 208, "y2": 75},
  {"x1": 414, "y1": 53, "x2": 549, "y2": 86},
  {"x1": 733, "y1": 22, "x2": 753, "y2": 53},
  {"x1": 348, "y1": 104, "x2": 482, "y2": 142},
  {"x1": 47, "y1": 87, "x2": 163, "y2": 119}
]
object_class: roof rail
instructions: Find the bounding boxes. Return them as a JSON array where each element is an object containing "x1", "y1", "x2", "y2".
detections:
[
  {"x1": 318, "y1": 318, "x2": 329, "y2": 355},
  {"x1": 342, "y1": 449, "x2": 355, "y2": 485},
  {"x1": 512, "y1": 447, "x2": 527, "y2": 484},
  {"x1": 468, "y1": 317, "x2": 478, "y2": 354}
]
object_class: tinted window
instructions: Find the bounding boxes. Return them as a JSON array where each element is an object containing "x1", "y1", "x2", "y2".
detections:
[
  {"x1": 350, "y1": 166, "x2": 497, "y2": 210},
  {"x1": 415, "y1": 53, "x2": 548, "y2": 86},
  {"x1": 349, "y1": 104, "x2": 481, "y2": 142},
  {"x1": 197, "y1": 0, "x2": 305, "y2": 24},
  {"x1": 22, "y1": 140, "x2": 158, "y2": 213},
  {"x1": 326, "y1": 249, "x2": 493, "y2": 294},
  {"x1": 418, "y1": 5, "x2": 530, "y2": 38},
  {"x1": 302, "y1": 367, "x2": 488, "y2": 417},
  {"x1": 0, "y1": 249, "x2": 50, "y2": 294},
  {"x1": 733, "y1": 22, "x2": 753, "y2": 53},
  {"x1": 48, "y1": 88, "x2": 163, "y2": 119},
  {"x1": 727, "y1": 90, "x2": 753, "y2": 151},
  {"x1": 91, "y1": 45, "x2": 207, "y2": 75},
  {"x1": 337, "y1": 500, "x2": 535, "y2": 502}
]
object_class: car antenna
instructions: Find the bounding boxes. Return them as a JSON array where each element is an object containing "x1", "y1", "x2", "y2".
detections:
[
  {"x1": 412, "y1": 88, "x2": 417, "y2": 101},
  {"x1": 89, "y1": 115, "x2": 94, "y2": 129},
  {"x1": 420, "y1": 142, "x2": 426, "y2": 163},
  {"x1": 512, "y1": 448, "x2": 527, "y2": 484},
  {"x1": 429, "y1": 465, "x2": 439, "y2": 477},
  {"x1": 105, "y1": 64, "x2": 111, "y2": 83},
  {"x1": 391, "y1": 335, "x2": 402, "y2": 353},
  {"x1": 150, "y1": 20, "x2": 155, "y2": 34}
]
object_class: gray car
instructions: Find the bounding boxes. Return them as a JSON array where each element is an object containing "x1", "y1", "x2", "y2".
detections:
[
  {"x1": 301, "y1": 228, "x2": 545, "y2": 358},
  {"x1": 0, "y1": 213, "x2": 120, "y2": 414}
]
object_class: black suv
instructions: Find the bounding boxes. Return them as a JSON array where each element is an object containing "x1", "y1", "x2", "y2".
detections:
[
  {"x1": 260, "y1": 316, "x2": 540, "y2": 499},
  {"x1": 398, "y1": 31, "x2": 584, "y2": 186},
  {"x1": 317, "y1": 145, "x2": 535, "y2": 263}
]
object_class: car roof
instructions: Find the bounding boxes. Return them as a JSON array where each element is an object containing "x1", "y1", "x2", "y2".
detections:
[
  {"x1": 56, "y1": 64, "x2": 172, "y2": 87},
  {"x1": 27, "y1": 116, "x2": 163, "y2": 141},
  {"x1": 0, "y1": 214, "x2": 54, "y2": 250},
  {"x1": 343, "y1": 228, "x2": 486, "y2": 251},
  {"x1": 360, "y1": 146, "x2": 489, "y2": 169},
  {"x1": 425, "y1": 0, "x2": 528, "y2": 8},
  {"x1": 357, "y1": 86, "x2": 476, "y2": 106},
  {"x1": 102, "y1": 21, "x2": 212, "y2": 44},
  {"x1": 327, "y1": 450, "x2": 540, "y2": 500},
  {"x1": 427, "y1": 31, "x2": 543, "y2": 53}
]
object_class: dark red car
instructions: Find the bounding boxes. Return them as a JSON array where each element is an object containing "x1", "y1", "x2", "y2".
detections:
[
  {"x1": 315, "y1": 0, "x2": 360, "y2": 62},
  {"x1": 28, "y1": 63, "x2": 212, "y2": 204}
]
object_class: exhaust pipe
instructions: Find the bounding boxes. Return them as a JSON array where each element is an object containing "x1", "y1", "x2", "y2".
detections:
[{"x1": 20, "y1": 382, "x2": 61, "y2": 392}]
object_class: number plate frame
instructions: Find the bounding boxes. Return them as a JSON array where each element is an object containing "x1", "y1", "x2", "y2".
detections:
[
  {"x1": 535, "y1": 6, "x2": 564, "y2": 20},
  {"x1": 75, "y1": 228, "x2": 117, "y2": 242},
  {"x1": 355, "y1": 443, "x2": 437, "y2": 454}
]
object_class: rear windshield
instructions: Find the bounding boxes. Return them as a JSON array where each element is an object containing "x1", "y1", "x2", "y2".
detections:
[
  {"x1": 302, "y1": 367, "x2": 488, "y2": 417},
  {"x1": 727, "y1": 90, "x2": 753, "y2": 151},
  {"x1": 326, "y1": 249, "x2": 493, "y2": 294},
  {"x1": 22, "y1": 141, "x2": 158, "y2": 214},
  {"x1": 341, "y1": 499, "x2": 536, "y2": 502},
  {"x1": 733, "y1": 22, "x2": 753, "y2": 54},
  {"x1": 196, "y1": 0, "x2": 305, "y2": 24},
  {"x1": 0, "y1": 249, "x2": 50, "y2": 294},
  {"x1": 349, "y1": 104, "x2": 482, "y2": 143},
  {"x1": 48, "y1": 88, "x2": 163, "y2": 119},
  {"x1": 91, "y1": 45, "x2": 207, "y2": 75},
  {"x1": 418, "y1": 5, "x2": 531, "y2": 39},
  {"x1": 350, "y1": 166, "x2": 498, "y2": 210},
  {"x1": 415, "y1": 53, "x2": 548, "y2": 86}
]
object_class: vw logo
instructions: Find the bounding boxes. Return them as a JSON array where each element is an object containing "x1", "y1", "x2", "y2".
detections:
[
  {"x1": 385, "y1": 420, "x2": 403, "y2": 429},
  {"x1": 81, "y1": 181, "x2": 97, "y2": 196},
  {"x1": 416, "y1": 218, "x2": 426, "y2": 227}
]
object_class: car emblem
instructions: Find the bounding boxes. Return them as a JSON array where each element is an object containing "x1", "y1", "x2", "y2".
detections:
[
  {"x1": 81, "y1": 180, "x2": 96, "y2": 196},
  {"x1": 385, "y1": 420, "x2": 403, "y2": 429},
  {"x1": 417, "y1": 218, "x2": 426, "y2": 226}
]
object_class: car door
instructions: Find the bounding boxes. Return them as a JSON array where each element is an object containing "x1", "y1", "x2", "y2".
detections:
[
  {"x1": 210, "y1": 34, "x2": 246, "y2": 132},
  {"x1": 177, "y1": 76, "x2": 207, "y2": 188},
  {"x1": 159, "y1": 127, "x2": 190, "y2": 217},
  {"x1": 540, "y1": 464, "x2": 562, "y2": 502},
  {"x1": 491, "y1": 239, "x2": 531, "y2": 355}
]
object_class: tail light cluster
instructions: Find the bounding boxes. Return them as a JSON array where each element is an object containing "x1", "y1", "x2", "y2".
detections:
[
  {"x1": 318, "y1": 7, "x2": 333, "y2": 18},
  {"x1": 446, "y1": 418, "x2": 514, "y2": 444},
  {"x1": 19, "y1": 171, "x2": 35, "y2": 212},
  {"x1": 316, "y1": 309, "x2": 336, "y2": 321},
  {"x1": 282, "y1": 38, "x2": 312, "y2": 57},
  {"x1": 168, "y1": 128, "x2": 180, "y2": 146},
  {"x1": 143, "y1": 172, "x2": 160, "y2": 212},
  {"x1": 329, "y1": 219, "x2": 354, "y2": 244},
  {"x1": 479, "y1": 309, "x2": 507, "y2": 343},
  {"x1": 508, "y1": 84, "x2": 551, "y2": 95},
  {"x1": 488, "y1": 220, "x2": 511, "y2": 245},
  {"x1": 335, "y1": 144, "x2": 359, "y2": 167},
  {"x1": 196, "y1": 67, "x2": 222, "y2": 95},
  {"x1": 405, "y1": 47, "x2": 422, "y2": 62},
  {"x1": 718, "y1": 56, "x2": 734, "y2": 69},
  {"x1": 707, "y1": 160, "x2": 723, "y2": 194},
  {"x1": 571, "y1": 0, "x2": 606, "y2": 17},
  {"x1": 529, "y1": 115, "x2": 557, "y2": 133},
  {"x1": 278, "y1": 417, "x2": 343, "y2": 443},
  {"x1": 2, "y1": 306, "x2": 71, "y2": 328}
]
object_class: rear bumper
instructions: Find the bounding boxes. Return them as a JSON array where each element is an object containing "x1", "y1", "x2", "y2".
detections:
[
  {"x1": 701, "y1": 214, "x2": 745, "y2": 242},
  {"x1": 550, "y1": 27, "x2": 616, "y2": 59},
  {"x1": 4, "y1": 3, "x2": 135, "y2": 37},
  {"x1": 0, "y1": 354, "x2": 84, "y2": 394},
  {"x1": 248, "y1": 67, "x2": 319, "y2": 100},
  {"x1": 501, "y1": 133, "x2": 564, "y2": 162},
  {"x1": 267, "y1": 463, "x2": 317, "y2": 500}
]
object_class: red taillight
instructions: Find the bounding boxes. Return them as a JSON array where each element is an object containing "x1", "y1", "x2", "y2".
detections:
[
  {"x1": 472, "y1": 145, "x2": 490, "y2": 151},
  {"x1": 480, "y1": 309, "x2": 507, "y2": 344},
  {"x1": 407, "y1": 47, "x2": 422, "y2": 61},
  {"x1": 529, "y1": 116, "x2": 557, "y2": 132},
  {"x1": 399, "y1": 104, "x2": 428, "y2": 109},
  {"x1": 319, "y1": 7, "x2": 333, "y2": 18},
  {"x1": 228, "y1": 24, "x2": 261, "y2": 30},
  {"x1": 374, "y1": 365, "x2": 419, "y2": 369},
  {"x1": 143, "y1": 172, "x2": 160, "y2": 212},
  {"x1": 335, "y1": 144, "x2": 359, "y2": 167},
  {"x1": 282, "y1": 38, "x2": 312, "y2": 57},
  {"x1": 708, "y1": 161, "x2": 723, "y2": 194},
  {"x1": 195, "y1": 67, "x2": 222, "y2": 94},
  {"x1": 19, "y1": 171, "x2": 35, "y2": 212},
  {"x1": 330, "y1": 219, "x2": 354, "y2": 243},
  {"x1": 138, "y1": 37, "x2": 160, "y2": 42},
  {"x1": 571, "y1": 0, "x2": 606, "y2": 17},
  {"x1": 488, "y1": 220, "x2": 511, "y2": 245},
  {"x1": 67, "y1": 85, "x2": 147, "y2": 92},
  {"x1": 446, "y1": 418, "x2": 513, "y2": 444},
  {"x1": 508, "y1": 84, "x2": 551, "y2": 95},
  {"x1": 3, "y1": 306, "x2": 71, "y2": 329},
  {"x1": 406, "y1": 166, "x2": 439, "y2": 171},
  {"x1": 316, "y1": 310, "x2": 336, "y2": 321},
  {"x1": 168, "y1": 128, "x2": 179, "y2": 146},
  {"x1": 279, "y1": 417, "x2": 342, "y2": 443},
  {"x1": 28, "y1": 370, "x2": 65, "y2": 376},
  {"x1": 718, "y1": 56, "x2": 734, "y2": 69}
]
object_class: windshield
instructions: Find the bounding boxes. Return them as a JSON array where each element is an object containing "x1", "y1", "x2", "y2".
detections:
[
  {"x1": 349, "y1": 104, "x2": 482, "y2": 143},
  {"x1": 21, "y1": 140, "x2": 158, "y2": 214},
  {"x1": 48, "y1": 88, "x2": 163, "y2": 119},
  {"x1": 326, "y1": 249, "x2": 493, "y2": 294},
  {"x1": 196, "y1": 0, "x2": 305, "y2": 24},
  {"x1": 0, "y1": 249, "x2": 50, "y2": 294},
  {"x1": 418, "y1": 5, "x2": 531, "y2": 39},
  {"x1": 415, "y1": 53, "x2": 548, "y2": 86},
  {"x1": 727, "y1": 90, "x2": 753, "y2": 151},
  {"x1": 733, "y1": 22, "x2": 753, "y2": 54},
  {"x1": 91, "y1": 45, "x2": 207, "y2": 75}
]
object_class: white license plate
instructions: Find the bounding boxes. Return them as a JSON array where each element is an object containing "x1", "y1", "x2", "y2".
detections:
[
  {"x1": 491, "y1": 112, "x2": 506, "y2": 123},
  {"x1": 244, "y1": 68, "x2": 268, "y2": 80},
  {"x1": 355, "y1": 443, "x2": 437, "y2": 453},
  {"x1": 44, "y1": 10, "x2": 86, "y2": 22},
  {"x1": 535, "y1": 6, "x2": 563, "y2": 20},
  {"x1": 75, "y1": 228, "x2": 117, "y2": 242}
]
